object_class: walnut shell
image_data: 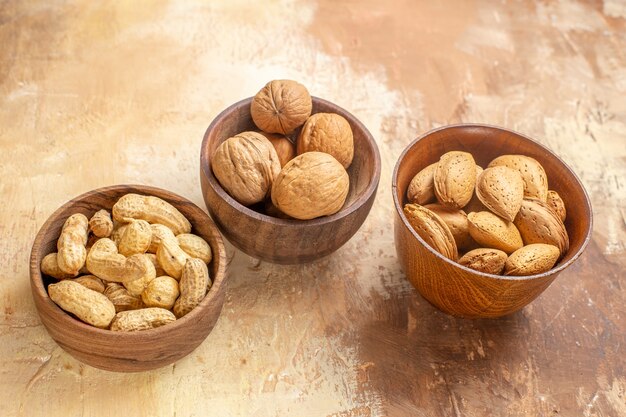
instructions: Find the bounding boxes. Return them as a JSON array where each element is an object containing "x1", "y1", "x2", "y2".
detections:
[
  {"x1": 212, "y1": 131, "x2": 281, "y2": 205},
  {"x1": 297, "y1": 113, "x2": 354, "y2": 168},
  {"x1": 258, "y1": 132, "x2": 296, "y2": 167},
  {"x1": 251, "y1": 80, "x2": 312, "y2": 135},
  {"x1": 271, "y1": 152, "x2": 349, "y2": 220}
]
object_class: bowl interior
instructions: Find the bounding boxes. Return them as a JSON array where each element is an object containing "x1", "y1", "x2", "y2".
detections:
[
  {"x1": 393, "y1": 124, "x2": 592, "y2": 271},
  {"x1": 201, "y1": 97, "x2": 380, "y2": 221}
]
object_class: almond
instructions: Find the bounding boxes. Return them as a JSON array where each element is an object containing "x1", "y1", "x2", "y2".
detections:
[
  {"x1": 424, "y1": 204, "x2": 473, "y2": 250},
  {"x1": 546, "y1": 190, "x2": 566, "y2": 222},
  {"x1": 407, "y1": 162, "x2": 437, "y2": 205},
  {"x1": 514, "y1": 199, "x2": 569, "y2": 256},
  {"x1": 403, "y1": 204, "x2": 458, "y2": 260},
  {"x1": 476, "y1": 166, "x2": 524, "y2": 222},
  {"x1": 458, "y1": 248, "x2": 507, "y2": 275},
  {"x1": 467, "y1": 211, "x2": 523, "y2": 254},
  {"x1": 434, "y1": 151, "x2": 476, "y2": 209},
  {"x1": 488, "y1": 155, "x2": 548, "y2": 201},
  {"x1": 504, "y1": 244, "x2": 560, "y2": 276}
]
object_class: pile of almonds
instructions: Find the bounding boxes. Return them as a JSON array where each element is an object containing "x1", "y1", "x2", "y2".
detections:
[
  {"x1": 404, "y1": 152, "x2": 569, "y2": 276},
  {"x1": 41, "y1": 194, "x2": 213, "y2": 331},
  {"x1": 212, "y1": 79, "x2": 354, "y2": 220}
]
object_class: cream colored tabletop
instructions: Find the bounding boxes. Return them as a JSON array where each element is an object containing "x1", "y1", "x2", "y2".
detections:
[{"x1": 1, "y1": 1, "x2": 625, "y2": 416}]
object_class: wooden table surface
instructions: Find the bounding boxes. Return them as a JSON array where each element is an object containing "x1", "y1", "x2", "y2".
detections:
[{"x1": 1, "y1": 1, "x2": 624, "y2": 416}]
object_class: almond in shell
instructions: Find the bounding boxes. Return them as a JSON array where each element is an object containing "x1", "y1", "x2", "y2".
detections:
[
  {"x1": 514, "y1": 199, "x2": 569, "y2": 256},
  {"x1": 504, "y1": 244, "x2": 560, "y2": 276},
  {"x1": 403, "y1": 204, "x2": 458, "y2": 260},
  {"x1": 488, "y1": 155, "x2": 548, "y2": 201},
  {"x1": 546, "y1": 190, "x2": 566, "y2": 222},
  {"x1": 434, "y1": 151, "x2": 476, "y2": 209},
  {"x1": 406, "y1": 162, "x2": 437, "y2": 205},
  {"x1": 424, "y1": 203, "x2": 473, "y2": 250},
  {"x1": 476, "y1": 166, "x2": 524, "y2": 222},
  {"x1": 458, "y1": 248, "x2": 507, "y2": 275},
  {"x1": 467, "y1": 211, "x2": 523, "y2": 254}
]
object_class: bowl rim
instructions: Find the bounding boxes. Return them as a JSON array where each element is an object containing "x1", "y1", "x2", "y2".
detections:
[
  {"x1": 392, "y1": 123, "x2": 594, "y2": 281},
  {"x1": 29, "y1": 184, "x2": 228, "y2": 338},
  {"x1": 200, "y1": 96, "x2": 382, "y2": 226}
]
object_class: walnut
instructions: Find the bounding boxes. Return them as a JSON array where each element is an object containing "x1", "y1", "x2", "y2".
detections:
[
  {"x1": 297, "y1": 113, "x2": 354, "y2": 169},
  {"x1": 251, "y1": 80, "x2": 312, "y2": 135},
  {"x1": 271, "y1": 152, "x2": 349, "y2": 220},
  {"x1": 258, "y1": 132, "x2": 296, "y2": 167},
  {"x1": 212, "y1": 131, "x2": 281, "y2": 205}
]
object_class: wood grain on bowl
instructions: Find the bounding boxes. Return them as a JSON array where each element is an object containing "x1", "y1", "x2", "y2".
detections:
[
  {"x1": 30, "y1": 185, "x2": 227, "y2": 372},
  {"x1": 392, "y1": 124, "x2": 592, "y2": 318},
  {"x1": 200, "y1": 97, "x2": 381, "y2": 264}
]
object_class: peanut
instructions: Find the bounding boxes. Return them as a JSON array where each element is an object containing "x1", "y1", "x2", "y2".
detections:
[
  {"x1": 57, "y1": 213, "x2": 89, "y2": 275},
  {"x1": 104, "y1": 283, "x2": 144, "y2": 312},
  {"x1": 48, "y1": 280, "x2": 116, "y2": 328},
  {"x1": 123, "y1": 254, "x2": 157, "y2": 297},
  {"x1": 73, "y1": 275, "x2": 105, "y2": 293},
  {"x1": 176, "y1": 233, "x2": 212, "y2": 264},
  {"x1": 89, "y1": 209, "x2": 113, "y2": 238},
  {"x1": 110, "y1": 224, "x2": 128, "y2": 247},
  {"x1": 41, "y1": 253, "x2": 78, "y2": 280},
  {"x1": 118, "y1": 220, "x2": 152, "y2": 256},
  {"x1": 110, "y1": 307, "x2": 176, "y2": 332},
  {"x1": 148, "y1": 224, "x2": 175, "y2": 253},
  {"x1": 141, "y1": 276, "x2": 180, "y2": 310},
  {"x1": 112, "y1": 194, "x2": 191, "y2": 235},
  {"x1": 156, "y1": 237, "x2": 190, "y2": 279},
  {"x1": 145, "y1": 253, "x2": 166, "y2": 276},
  {"x1": 86, "y1": 238, "x2": 148, "y2": 283},
  {"x1": 173, "y1": 258, "x2": 210, "y2": 318}
]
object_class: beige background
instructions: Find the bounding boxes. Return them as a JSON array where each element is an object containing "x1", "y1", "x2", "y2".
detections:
[{"x1": 1, "y1": 1, "x2": 625, "y2": 416}]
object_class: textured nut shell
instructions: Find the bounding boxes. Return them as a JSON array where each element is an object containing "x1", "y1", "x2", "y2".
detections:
[
  {"x1": 403, "y1": 204, "x2": 458, "y2": 260},
  {"x1": 57, "y1": 213, "x2": 89, "y2": 275},
  {"x1": 505, "y1": 244, "x2": 560, "y2": 276},
  {"x1": 264, "y1": 199, "x2": 293, "y2": 219},
  {"x1": 547, "y1": 190, "x2": 567, "y2": 222},
  {"x1": 110, "y1": 308, "x2": 176, "y2": 332},
  {"x1": 259, "y1": 132, "x2": 296, "y2": 167},
  {"x1": 41, "y1": 253, "x2": 78, "y2": 280},
  {"x1": 424, "y1": 204, "x2": 473, "y2": 250},
  {"x1": 111, "y1": 224, "x2": 128, "y2": 247},
  {"x1": 514, "y1": 199, "x2": 570, "y2": 256},
  {"x1": 142, "y1": 276, "x2": 180, "y2": 310},
  {"x1": 156, "y1": 237, "x2": 190, "y2": 279},
  {"x1": 145, "y1": 253, "x2": 166, "y2": 277},
  {"x1": 88, "y1": 209, "x2": 113, "y2": 238},
  {"x1": 48, "y1": 280, "x2": 116, "y2": 328},
  {"x1": 123, "y1": 254, "x2": 157, "y2": 297},
  {"x1": 297, "y1": 113, "x2": 354, "y2": 169},
  {"x1": 271, "y1": 152, "x2": 349, "y2": 220},
  {"x1": 476, "y1": 166, "x2": 524, "y2": 222},
  {"x1": 112, "y1": 193, "x2": 191, "y2": 235},
  {"x1": 212, "y1": 131, "x2": 281, "y2": 206},
  {"x1": 86, "y1": 238, "x2": 144, "y2": 283},
  {"x1": 104, "y1": 283, "x2": 144, "y2": 312},
  {"x1": 147, "y1": 224, "x2": 175, "y2": 253},
  {"x1": 251, "y1": 79, "x2": 312, "y2": 135},
  {"x1": 173, "y1": 258, "x2": 210, "y2": 318},
  {"x1": 488, "y1": 155, "x2": 548, "y2": 201},
  {"x1": 406, "y1": 162, "x2": 437, "y2": 205},
  {"x1": 467, "y1": 211, "x2": 523, "y2": 254},
  {"x1": 73, "y1": 275, "x2": 105, "y2": 293},
  {"x1": 458, "y1": 248, "x2": 508, "y2": 275},
  {"x1": 434, "y1": 151, "x2": 476, "y2": 209},
  {"x1": 176, "y1": 234, "x2": 212, "y2": 264},
  {"x1": 118, "y1": 220, "x2": 152, "y2": 257}
]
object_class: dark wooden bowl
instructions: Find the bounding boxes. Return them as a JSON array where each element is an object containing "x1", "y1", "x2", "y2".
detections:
[
  {"x1": 200, "y1": 97, "x2": 381, "y2": 264},
  {"x1": 393, "y1": 124, "x2": 593, "y2": 318},
  {"x1": 29, "y1": 185, "x2": 227, "y2": 372}
]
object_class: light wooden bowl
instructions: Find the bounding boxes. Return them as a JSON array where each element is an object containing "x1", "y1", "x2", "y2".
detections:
[
  {"x1": 30, "y1": 185, "x2": 227, "y2": 372},
  {"x1": 200, "y1": 97, "x2": 381, "y2": 264},
  {"x1": 393, "y1": 124, "x2": 593, "y2": 318}
]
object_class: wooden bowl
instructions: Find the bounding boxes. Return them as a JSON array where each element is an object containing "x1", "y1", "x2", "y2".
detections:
[
  {"x1": 200, "y1": 97, "x2": 381, "y2": 264},
  {"x1": 393, "y1": 124, "x2": 593, "y2": 318},
  {"x1": 29, "y1": 185, "x2": 227, "y2": 372}
]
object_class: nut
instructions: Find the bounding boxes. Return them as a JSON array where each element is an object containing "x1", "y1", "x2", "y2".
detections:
[
  {"x1": 406, "y1": 162, "x2": 437, "y2": 205},
  {"x1": 145, "y1": 253, "x2": 166, "y2": 277},
  {"x1": 110, "y1": 224, "x2": 128, "y2": 247},
  {"x1": 57, "y1": 213, "x2": 89, "y2": 275},
  {"x1": 110, "y1": 307, "x2": 176, "y2": 332},
  {"x1": 467, "y1": 211, "x2": 523, "y2": 254},
  {"x1": 122, "y1": 254, "x2": 157, "y2": 297},
  {"x1": 476, "y1": 166, "x2": 524, "y2": 222},
  {"x1": 148, "y1": 224, "x2": 176, "y2": 253},
  {"x1": 88, "y1": 210, "x2": 113, "y2": 238},
  {"x1": 434, "y1": 151, "x2": 476, "y2": 209},
  {"x1": 85, "y1": 238, "x2": 148, "y2": 283},
  {"x1": 112, "y1": 193, "x2": 191, "y2": 235},
  {"x1": 504, "y1": 244, "x2": 560, "y2": 276},
  {"x1": 73, "y1": 275, "x2": 105, "y2": 293},
  {"x1": 156, "y1": 237, "x2": 190, "y2": 279},
  {"x1": 176, "y1": 234, "x2": 212, "y2": 264},
  {"x1": 403, "y1": 204, "x2": 458, "y2": 260},
  {"x1": 251, "y1": 79, "x2": 312, "y2": 135},
  {"x1": 118, "y1": 219, "x2": 152, "y2": 256},
  {"x1": 173, "y1": 258, "x2": 211, "y2": 318},
  {"x1": 212, "y1": 131, "x2": 281, "y2": 206},
  {"x1": 259, "y1": 132, "x2": 296, "y2": 167},
  {"x1": 424, "y1": 204, "x2": 473, "y2": 250},
  {"x1": 297, "y1": 113, "x2": 354, "y2": 169},
  {"x1": 488, "y1": 155, "x2": 548, "y2": 201},
  {"x1": 142, "y1": 276, "x2": 180, "y2": 310},
  {"x1": 41, "y1": 253, "x2": 78, "y2": 280},
  {"x1": 104, "y1": 283, "x2": 144, "y2": 312},
  {"x1": 458, "y1": 248, "x2": 508, "y2": 275},
  {"x1": 271, "y1": 152, "x2": 349, "y2": 220},
  {"x1": 546, "y1": 190, "x2": 566, "y2": 222},
  {"x1": 48, "y1": 280, "x2": 116, "y2": 328},
  {"x1": 514, "y1": 199, "x2": 569, "y2": 256}
]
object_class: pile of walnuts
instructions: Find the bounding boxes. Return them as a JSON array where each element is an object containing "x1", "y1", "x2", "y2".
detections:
[{"x1": 212, "y1": 79, "x2": 355, "y2": 220}]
